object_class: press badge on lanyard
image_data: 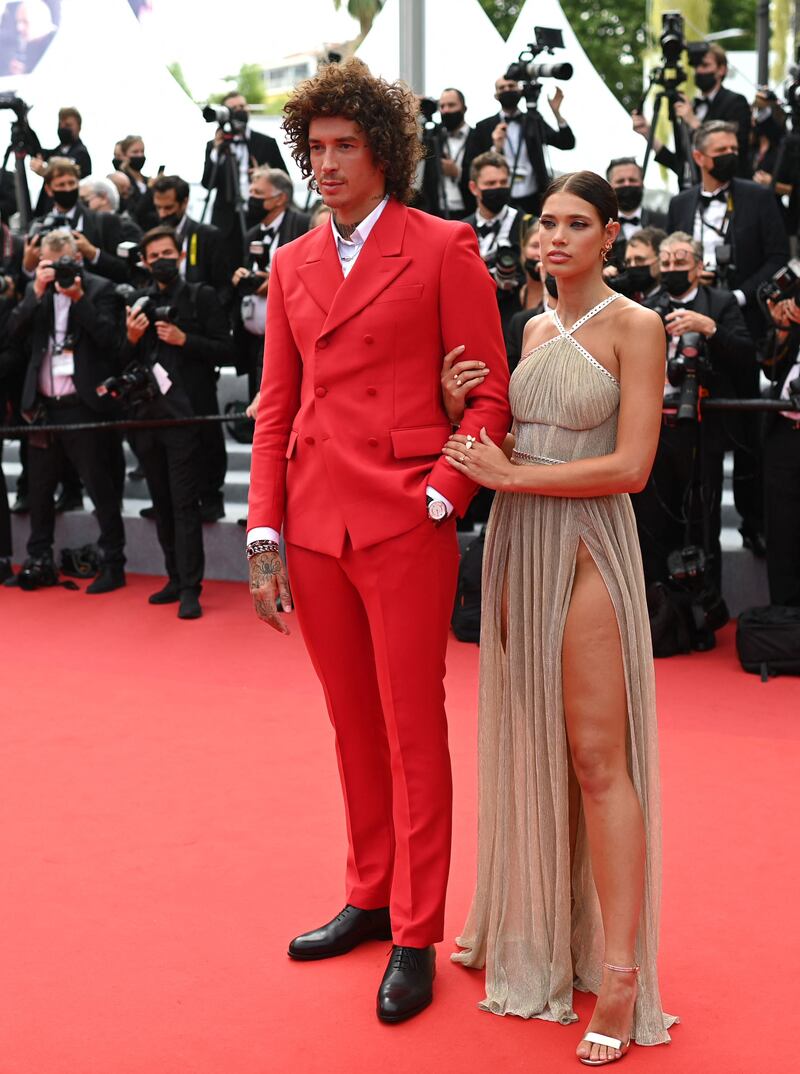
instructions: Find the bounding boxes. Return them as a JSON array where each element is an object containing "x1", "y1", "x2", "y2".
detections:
[{"x1": 52, "y1": 338, "x2": 75, "y2": 377}]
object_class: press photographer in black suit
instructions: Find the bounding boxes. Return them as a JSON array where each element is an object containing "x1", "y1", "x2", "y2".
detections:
[
  {"x1": 473, "y1": 74, "x2": 575, "y2": 216},
  {"x1": 30, "y1": 106, "x2": 93, "y2": 216},
  {"x1": 632, "y1": 43, "x2": 751, "y2": 184},
  {"x1": 4, "y1": 230, "x2": 126, "y2": 594},
  {"x1": 79, "y1": 176, "x2": 143, "y2": 243},
  {"x1": 24, "y1": 159, "x2": 130, "y2": 284},
  {"x1": 762, "y1": 298, "x2": 800, "y2": 607},
  {"x1": 201, "y1": 91, "x2": 289, "y2": 269},
  {"x1": 605, "y1": 157, "x2": 667, "y2": 269},
  {"x1": 667, "y1": 120, "x2": 789, "y2": 551},
  {"x1": 0, "y1": 222, "x2": 24, "y2": 581},
  {"x1": 420, "y1": 88, "x2": 481, "y2": 219},
  {"x1": 122, "y1": 227, "x2": 233, "y2": 619},
  {"x1": 634, "y1": 232, "x2": 753, "y2": 591},
  {"x1": 232, "y1": 167, "x2": 309, "y2": 401}
]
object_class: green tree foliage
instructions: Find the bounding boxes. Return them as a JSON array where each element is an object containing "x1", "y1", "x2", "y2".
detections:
[
  {"x1": 235, "y1": 63, "x2": 266, "y2": 105},
  {"x1": 475, "y1": 0, "x2": 523, "y2": 40},
  {"x1": 333, "y1": 0, "x2": 384, "y2": 38},
  {"x1": 709, "y1": 0, "x2": 755, "y2": 51},
  {"x1": 167, "y1": 61, "x2": 192, "y2": 100}
]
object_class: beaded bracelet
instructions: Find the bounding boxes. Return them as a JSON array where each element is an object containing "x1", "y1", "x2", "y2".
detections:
[{"x1": 246, "y1": 539, "x2": 280, "y2": 559}]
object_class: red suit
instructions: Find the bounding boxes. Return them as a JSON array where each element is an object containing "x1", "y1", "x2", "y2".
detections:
[{"x1": 249, "y1": 197, "x2": 510, "y2": 946}]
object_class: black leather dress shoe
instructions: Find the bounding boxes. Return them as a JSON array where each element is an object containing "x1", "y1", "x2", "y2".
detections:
[
  {"x1": 54, "y1": 490, "x2": 84, "y2": 513},
  {"x1": 178, "y1": 590, "x2": 203, "y2": 619},
  {"x1": 149, "y1": 581, "x2": 181, "y2": 605},
  {"x1": 85, "y1": 566, "x2": 126, "y2": 594},
  {"x1": 740, "y1": 526, "x2": 767, "y2": 558},
  {"x1": 10, "y1": 494, "x2": 29, "y2": 514},
  {"x1": 377, "y1": 945, "x2": 435, "y2": 1023},
  {"x1": 288, "y1": 904, "x2": 392, "y2": 961},
  {"x1": 139, "y1": 505, "x2": 157, "y2": 520}
]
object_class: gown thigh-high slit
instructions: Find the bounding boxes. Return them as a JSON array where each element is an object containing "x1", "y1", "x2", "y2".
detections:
[{"x1": 452, "y1": 294, "x2": 677, "y2": 1045}]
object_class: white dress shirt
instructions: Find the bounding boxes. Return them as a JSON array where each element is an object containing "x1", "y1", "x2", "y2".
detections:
[
  {"x1": 38, "y1": 291, "x2": 75, "y2": 398},
  {"x1": 693, "y1": 184, "x2": 746, "y2": 307},
  {"x1": 209, "y1": 129, "x2": 252, "y2": 200},
  {"x1": 241, "y1": 212, "x2": 285, "y2": 337},
  {"x1": 442, "y1": 125, "x2": 470, "y2": 212},
  {"x1": 618, "y1": 209, "x2": 645, "y2": 242},
  {"x1": 502, "y1": 112, "x2": 536, "y2": 199},
  {"x1": 694, "y1": 86, "x2": 720, "y2": 124},
  {"x1": 246, "y1": 196, "x2": 453, "y2": 548}
]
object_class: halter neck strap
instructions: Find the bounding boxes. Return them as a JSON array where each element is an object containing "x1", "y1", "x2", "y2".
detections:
[{"x1": 552, "y1": 292, "x2": 620, "y2": 337}]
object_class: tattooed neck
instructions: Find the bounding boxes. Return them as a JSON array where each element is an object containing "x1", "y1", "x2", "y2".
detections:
[{"x1": 335, "y1": 219, "x2": 360, "y2": 240}]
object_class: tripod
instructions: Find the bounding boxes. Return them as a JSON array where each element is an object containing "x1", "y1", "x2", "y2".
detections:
[
  {"x1": 0, "y1": 115, "x2": 37, "y2": 230},
  {"x1": 639, "y1": 69, "x2": 697, "y2": 191},
  {"x1": 200, "y1": 133, "x2": 249, "y2": 263}
]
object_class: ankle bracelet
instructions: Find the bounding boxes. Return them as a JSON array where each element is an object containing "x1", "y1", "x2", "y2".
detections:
[{"x1": 603, "y1": 962, "x2": 640, "y2": 974}]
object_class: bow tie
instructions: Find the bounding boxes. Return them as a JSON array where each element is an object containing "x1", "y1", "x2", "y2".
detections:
[
  {"x1": 694, "y1": 96, "x2": 711, "y2": 109},
  {"x1": 669, "y1": 300, "x2": 692, "y2": 309},
  {"x1": 261, "y1": 225, "x2": 277, "y2": 239},
  {"x1": 622, "y1": 215, "x2": 641, "y2": 226},
  {"x1": 700, "y1": 189, "x2": 728, "y2": 204},
  {"x1": 477, "y1": 221, "x2": 500, "y2": 237}
]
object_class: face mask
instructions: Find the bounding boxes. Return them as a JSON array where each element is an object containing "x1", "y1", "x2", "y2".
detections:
[
  {"x1": 441, "y1": 110, "x2": 465, "y2": 132},
  {"x1": 53, "y1": 187, "x2": 79, "y2": 212},
  {"x1": 128, "y1": 155, "x2": 146, "y2": 173},
  {"x1": 246, "y1": 196, "x2": 267, "y2": 227},
  {"x1": 626, "y1": 264, "x2": 654, "y2": 292},
  {"x1": 480, "y1": 186, "x2": 510, "y2": 215},
  {"x1": 150, "y1": 257, "x2": 180, "y2": 284},
  {"x1": 615, "y1": 185, "x2": 644, "y2": 213},
  {"x1": 524, "y1": 258, "x2": 540, "y2": 278},
  {"x1": 709, "y1": 152, "x2": 737, "y2": 183},
  {"x1": 544, "y1": 273, "x2": 559, "y2": 299},
  {"x1": 694, "y1": 71, "x2": 717, "y2": 94},
  {"x1": 497, "y1": 90, "x2": 521, "y2": 111},
  {"x1": 661, "y1": 269, "x2": 691, "y2": 297},
  {"x1": 112, "y1": 157, "x2": 123, "y2": 171},
  {"x1": 57, "y1": 126, "x2": 75, "y2": 146},
  {"x1": 159, "y1": 211, "x2": 183, "y2": 229}
]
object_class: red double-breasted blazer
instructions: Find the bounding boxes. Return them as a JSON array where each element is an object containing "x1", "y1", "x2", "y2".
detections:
[{"x1": 248, "y1": 197, "x2": 511, "y2": 556}]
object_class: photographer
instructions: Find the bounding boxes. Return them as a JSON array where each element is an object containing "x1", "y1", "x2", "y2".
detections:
[
  {"x1": 3, "y1": 229, "x2": 126, "y2": 594},
  {"x1": 634, "y1": 231, "x2": 753, "y2": 593},
  {"x1": 25, "y1": 158, "x2": 130, "y2": 284},
  {"x1": 117, "y1": 134, "x2": 157, "y2": 231},
  {"x1": 473, "y1": 74, "x2": 574, "y2": 216},
  {"x1": 30, "y1": 106, "x2": 92, "y2": 216},
  {"x1": 762, "y1": 298, "x2": 800, "y2": 606},
  {"x1": 233, "y1": 167, "x2": 309, "y2": 400},
  {"x1": 606, "y1": 158, "x2": 666, "y2": 267},
  {"x1": 607, "y1": 226, "x2": 665, "y2": 302},
  {"x1": 0, "y1": 219, "x2": 24, "y2": 579},
  {"x1": 464, "y1": 151, "x2": 523, "y2": 336},
  {"x1": 421, "y1": 88, "x2": 480, "y2": 219},
  {"x1": 633, "y1": 42, "x2": 751, "y2": 182},
  {"x1": 201, "y1": 91, "x2": 288, "y2": 270},
  {"x1": 122, "y1": 226, "x2": 233, "y2": 619},
  {"x1": 668, "y1": 120, "x2": 789, "y2": 551},
  {"x1": 79, "y1": 176, "x2": 143, "y2": 243}
]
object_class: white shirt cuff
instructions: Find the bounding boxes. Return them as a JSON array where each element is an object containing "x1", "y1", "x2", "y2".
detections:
[
  {"x1": 246, "y1": 526, "x2": 280, "y2": 547},
  {"x1": 426, "y1": 485, "x2": 454, "y2": 517},
  {"x1": 733, "y1": 289, "x2": 746, "y2": 307}
]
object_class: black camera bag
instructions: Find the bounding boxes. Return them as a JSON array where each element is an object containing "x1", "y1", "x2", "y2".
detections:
[
  {"x1": 451, "y1": 530, "x2": 485, "y2": 644},
  {"x1": 60, "y1": 543, "x2": 100, "y2": 579},
  {"x1": 736, "y1": 605, "x2": 800, "y2": 679}
]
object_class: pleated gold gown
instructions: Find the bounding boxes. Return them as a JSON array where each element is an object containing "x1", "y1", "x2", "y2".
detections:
[{"x1": 452, "y1": 295, "x2": 677, "y2": 1045}]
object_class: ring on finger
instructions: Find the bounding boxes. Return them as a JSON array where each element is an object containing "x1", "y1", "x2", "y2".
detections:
[{"x1": 460, "y1": 452, "x2": 467, "y2": 463}]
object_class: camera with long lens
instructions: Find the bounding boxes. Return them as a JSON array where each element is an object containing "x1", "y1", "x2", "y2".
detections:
[
  {"x1": 485, "y1": 244, "x2": 520, "y2": 291},
  {"x1": 666, "y1": 544, "x2": 729, "y2": 646},
  {"x1": 126, "y1": 294, "x2": 176, "y2": 325},
  {"x1": 666, "y1": 331, "x2": 712, "y2": 423},
  {"x1": 52, "y1": 256, "x2": 83, "y2": 290},
  {"x1": 649, "y1": 12, "x2": 709, "y2": 96},
  {"x1": 505, "y1": 26, "x2": 572, "y2": 106},
  {"x1": 202, "y1": 103, "x2": 248, "y2": 140},
  {"x1": 759, "y1": 258, "x2": 800, "y2": 307},
  {"x1": 96, "y1": 362, "x2": 159, "y2": 406},
  {"x1": 0, "y1": 93, "x2": 40, "y2": 156}
]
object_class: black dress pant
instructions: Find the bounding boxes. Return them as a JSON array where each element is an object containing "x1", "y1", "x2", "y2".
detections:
[
  {"x1": 632, "y1": 419, "x2": 725, "y2": 590},
  {"x1": 187, "y1": 376, "x2": 227, "y2": 509},
  {"x1": 27, "y1": 398, "x2": 126, "y2": 565},
  {"x1": 0, "y1": 445, "x2": 11, "y2": 558},
  {"x1": 731, "y1": 366, "x2": 764, "y2": 533},
  {"x1": 132, "y1": 424, "x2": 204, "y2": 592},
  {"x1": 764, "y1": 418, "x2": 800, "y2": 606}
]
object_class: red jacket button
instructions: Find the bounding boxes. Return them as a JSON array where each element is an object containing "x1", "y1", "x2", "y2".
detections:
[
  {"x1": 315, "y1": 387, "x2": 327, "y2": 398},
  {"x1": 367, "y1": 437, "x2": 379, "y2": 447},
  {"x1": 366, "y1": 386, "x2": 377, "y2": 396},
  {"x1": 363, "y1": 334, "x2": 374, "y2": 344},
  {"x1": 317, "y1": 338, "x2": 329, "y2": 349},
  {"x1": 305, "y1": 436, "x2": 315, "y2": 445}
]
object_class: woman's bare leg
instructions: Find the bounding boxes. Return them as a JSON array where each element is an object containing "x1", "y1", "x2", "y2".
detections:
[{"x1": 563, "y1": 542, "x2": 645, "y2": 1064}]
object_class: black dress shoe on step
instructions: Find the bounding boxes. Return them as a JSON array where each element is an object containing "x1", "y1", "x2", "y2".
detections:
[
  {"x1": 288, "y1": 904, "x2": 392, "y2": 961},
  {"x1": 10, "y1": 494, "x2": 29, "y2": 514},
  {"x1": 377, "y1": 945, "x2": 435, "y2": 1024},
  {"x1": 54, "y1": 490, "x2": 84, "y2": 513},
  {"x1": 149, "y1": 581, "x2": 181, "y2": 605},
  {"x1": 139, "y1": 505, "x2": 157, "y2": 520},
  {"x1": 85, "y1": 566, "x2": 126, "y2": 594}
]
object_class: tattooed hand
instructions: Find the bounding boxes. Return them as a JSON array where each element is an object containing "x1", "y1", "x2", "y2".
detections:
[{"x1": 249, "y1": 551, "x2": 293, "y2": 635}]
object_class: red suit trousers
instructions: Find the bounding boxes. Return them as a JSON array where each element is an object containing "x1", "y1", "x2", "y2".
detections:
[{"x1": 286, "y1": 519, "x2": 459, "y2": 947}]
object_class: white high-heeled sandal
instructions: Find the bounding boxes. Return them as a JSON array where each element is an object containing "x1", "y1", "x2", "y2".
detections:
[{"x1": 578, "y1": 962, "x2": 639, "y2": 1067}]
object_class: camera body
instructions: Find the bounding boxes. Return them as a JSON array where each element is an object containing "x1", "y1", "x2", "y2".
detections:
[
  {"x1": 52, "y1": 256, "x2": 83, "y2": 290},
  {"x1": 236, "y1": 240, "x2": 271, "y2": 295},
  {"x1": 485, "y1": 244, "x2": 520, "y2": 291},
  {"x1": 666, "y1": 331, "x2": 713, "y2": 423},
  {"x1": 651, "y1": 12, "x2": 709, "y2": 96},
  {"x1": 28, "y1": 212, "x2": 65, "y2": 241},
  {"x1": 130, "y1": 295, "x2": 176, "y2": 326},
  {"x1": 760, "y1": 257, "x2": 800, "y2": 306},
  {"x1": 504, "y1": 26, "x2": 573, "y2": 104},
  {"x1": 202, "y1": 103, "x2": 248, "y2": 140},
  {"x1": 96, "y1": 362, "x2": 160, "y2": 407}
]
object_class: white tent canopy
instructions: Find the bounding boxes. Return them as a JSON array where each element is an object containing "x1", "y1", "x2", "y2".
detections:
[
  {"x1": 506, "y1": 0, "x2": 654, "y2": 182},
  {"x1": 356, "y1": 0, "x2": 509, "y2": 121},
  {"x1": 0, "y1": 0, "x2": 209, "y2": 194}
]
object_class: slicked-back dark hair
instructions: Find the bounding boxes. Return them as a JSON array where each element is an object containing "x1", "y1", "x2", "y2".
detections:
[
  {"x1": 542, "y1": 170, "x2": 618, "y2": 225},
  {"x1": 152, "y1": 175, "x2": 190, "y2": 203}
]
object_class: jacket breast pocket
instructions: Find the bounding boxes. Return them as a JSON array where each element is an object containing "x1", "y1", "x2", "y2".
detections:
[
  {"x1": 375, "y1": 283, "x2": 424, "y2": 304},
  {"x1": 390, "y1": 424, "x2": 450, "y2": 459},
  {"x1": 285, "y1": 430, "x2": 298, "y2": 459}
]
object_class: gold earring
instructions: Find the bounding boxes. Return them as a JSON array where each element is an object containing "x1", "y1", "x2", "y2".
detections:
[{"x1": 602, "y1": 243, "x2": 612, "y2": 262}]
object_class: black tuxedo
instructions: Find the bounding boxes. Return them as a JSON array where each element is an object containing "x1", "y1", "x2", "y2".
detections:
[
  {"x1": 34, "y1": 138, "x2": 93, "y2": 218},
  {"x1": 123, "y1": 174, "x2": 158, "y2": 232},
  {"x1": 419, "y1": 124, "x2": 482, "y2": 217},
  {"x1": 764, "y1": 327, "x2": 800, "y2": 604},
  {"x1": 179, "y1": 217, "x2": 230, "y2": 299},
  {"x1": 0, "y1": 227, "x2": 24, "y2": 558},
  {"x1": 464, "y1": 208, "x2": 523, "y2": 350},
  {"x1": 610, "y1": 205, "x2": 669, "y2": 268},
  {"x1": 633, "y1": 283, "x2": 754, "y2": 588},
  {"x1": 655, "y1": 85, "x2": 753, "y2": 183},
  {"x1": 7, "y1": 274, "x2": 126, "y2": 566},
  {"x1": 38, "y1": 205, "x2": 131, "y2": 284},
  {"x1": 473, "y1": 109, "x2": 576, "y2": 202},
  {"x1": 201, "y1": 130, "x2": 288, "y2": 237}
]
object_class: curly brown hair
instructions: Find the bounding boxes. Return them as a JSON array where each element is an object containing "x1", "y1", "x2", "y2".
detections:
[{"x1": 283, "y1": 57, "x2": 424, "y2": 204}]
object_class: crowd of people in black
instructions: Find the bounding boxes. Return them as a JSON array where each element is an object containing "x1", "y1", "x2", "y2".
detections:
[{"x1": 1, "y1": 43, "x2": 799, "y2": 632}]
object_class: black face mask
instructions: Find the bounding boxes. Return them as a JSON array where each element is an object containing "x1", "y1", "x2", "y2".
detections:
[
  {"x1": 112, "y1": 157, "x2": 123, "y2": 171},
  {"x1": 441, "y1": 110, "x2": 465, "y2": 132},
  {"x1": 53, "y1": 187, "x2": 79, "y2": 212},
  {"x1": 159, "y1": 211, "x2": 183, "y2": 229},
  {"x1": 661, "y1": 269, "x2": 692, "y2": 297},
  {"x1": 615, "y1": 185, "x2": 644, "y2": 213},
  {"x1": 480, "y1": 186, "x2": 510, "y2": 215},
  {"x1": 694, "y1": 71, "x2": 717, "y2": 94},
  {"x1": 709, "y1": 152, "x2": 737, "y2": 183},
  {"x1": 524, "y1": 258, "x2": 540, "y2": 278},
  {"x1": 497, "y1": 90, "x2": 521, "y2": 111},
  {"x1": 150, "y1": 257, "x2": 180, "y2": 284},
  {"x1": 626, "y1": 264, "x2": 655, "y2": 292},
  {"x1": 57, "y1": 126, "x2": 75, "y2": 146},
  {"x1": 544, "y1": 274, "x2": 559, "y2": 299},
  {"x1": 128, "y1": 155, "x2": 146, "y2": 173},
  {"x1": 246, "y1": 196, "x2": 267, "y2": 227}
]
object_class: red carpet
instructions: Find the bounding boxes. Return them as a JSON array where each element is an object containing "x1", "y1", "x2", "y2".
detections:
[{"x1": 1, "y1": 575, "x2": 798, "y2": 1074}]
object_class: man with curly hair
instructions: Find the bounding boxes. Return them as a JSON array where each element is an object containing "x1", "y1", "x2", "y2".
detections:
[{"x1": 246, "y1": 58, "x2": 510, "y2": 1023}]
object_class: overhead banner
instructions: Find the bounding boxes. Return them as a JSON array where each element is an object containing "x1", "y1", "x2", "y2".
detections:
[{"x1": 0, "y1": 1, "x2": 60, "y2": 79}]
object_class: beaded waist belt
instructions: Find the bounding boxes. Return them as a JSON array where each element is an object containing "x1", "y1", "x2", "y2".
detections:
[{"x1": 512, "y1": 448, "x2": 565, "y2": 466}]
